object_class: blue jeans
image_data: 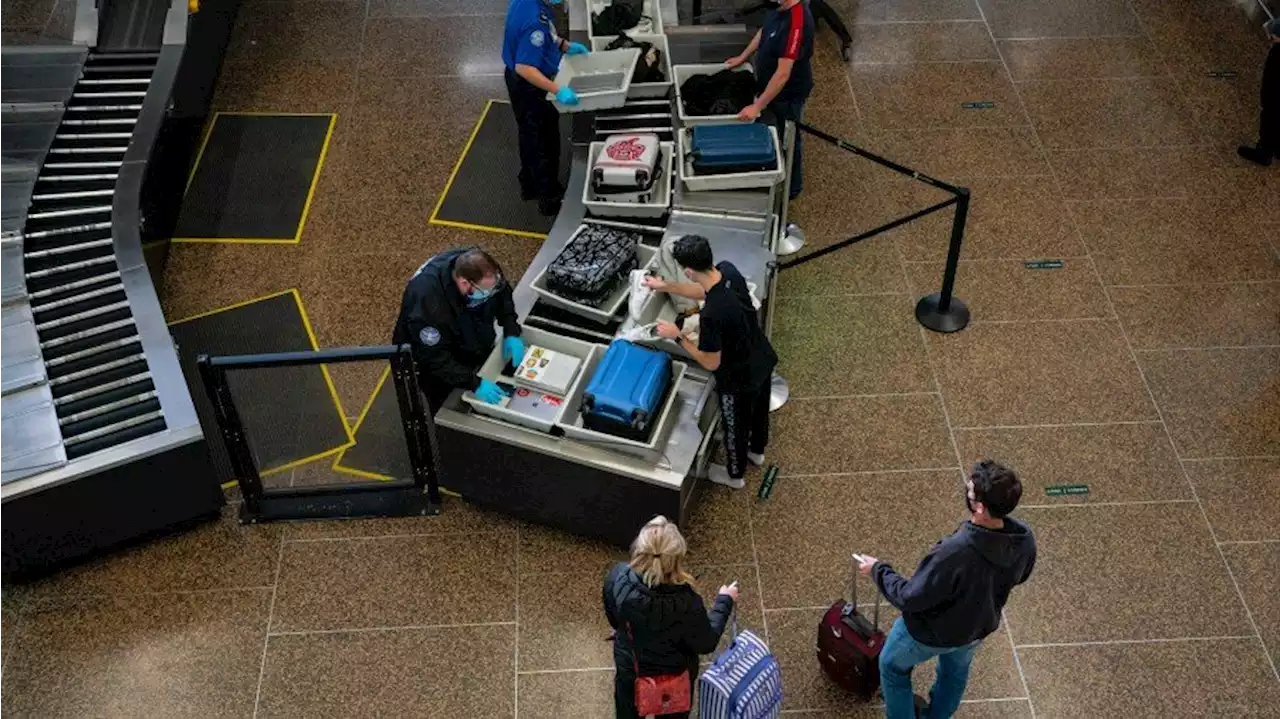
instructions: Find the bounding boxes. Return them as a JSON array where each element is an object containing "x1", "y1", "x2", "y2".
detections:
[{"x1": 879, "y1": 618, "x2": 980, "y2": 719}]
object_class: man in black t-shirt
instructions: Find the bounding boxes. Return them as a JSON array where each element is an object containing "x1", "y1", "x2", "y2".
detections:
[{"x1": 648, "y1": 236, "x2": 779, "y2": 489}]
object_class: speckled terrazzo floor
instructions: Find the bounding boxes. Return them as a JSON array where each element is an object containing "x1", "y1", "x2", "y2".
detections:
[{"x1": 3, "y1": 0, "x2": 1280, "y2": 716}]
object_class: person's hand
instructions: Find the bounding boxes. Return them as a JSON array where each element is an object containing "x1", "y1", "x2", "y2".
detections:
[
  {"x1": 853, "y1": 553, "x2": 878, "y2": 576},
  {"x1": 717, "y1": 582, "x2": 740, "y2": 601},
  {"x1": 655, "y1": 320, "x2": 682, "y2": 339},
  {"x1": 737, "y1": 103, "x2": 762, "y2": 122},
  {"x1": 725, "y1": 54, "x2": 746, "y2": 70},
  {"x1": 475, "y1": 379, "x2": 507, "y2": 405},
  {"x1": 502, "y1": 336, "x2": 526, "y2": 365},
  {"x1": 555, "y1": 86, "x2": 579, "y2": 106},
  {"x1": 643, "y1": 275, "x2": 667, "y2": 291},
  {"x1": 566, "y1": 41, "x2": 590, "y2": 56}
]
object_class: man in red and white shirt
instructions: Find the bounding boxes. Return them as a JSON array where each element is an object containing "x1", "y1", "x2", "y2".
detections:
[{"x1": 726, "y1": 0, "x2": 816, "y2": 200}]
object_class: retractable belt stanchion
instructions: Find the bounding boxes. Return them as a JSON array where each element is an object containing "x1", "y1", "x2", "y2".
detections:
[{"x1": 779, "y1": 122, "x2": 972, "y2": 333}]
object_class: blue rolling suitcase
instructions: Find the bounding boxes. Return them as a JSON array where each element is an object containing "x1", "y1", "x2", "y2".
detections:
[
  {"x1": 689, "y1": 124, "x2": 778, "y2": 175},
  {"x1": 580, "y1": 340, "x2": 671, "y2": 441},
  {"x1": 698, "y1": 617, "x2": 784, "y2": 719}
]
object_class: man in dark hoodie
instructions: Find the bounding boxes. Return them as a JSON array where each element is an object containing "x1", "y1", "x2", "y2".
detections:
[
  {"x1": 1238, "y1": 18, "x2": 1280, "y2": 166},
  {"x1": 855, "y1": 460, "x2": 1036, "y2": 719}
]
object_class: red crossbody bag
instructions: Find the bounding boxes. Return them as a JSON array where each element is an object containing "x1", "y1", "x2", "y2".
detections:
[{"x1": 627, "y1": 623, "x2": 692, "y2": 716}]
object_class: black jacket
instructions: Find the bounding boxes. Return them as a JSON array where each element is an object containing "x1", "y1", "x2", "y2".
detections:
[
  {"x1": 873, "y1": 518, "x2": 1036, "y2": 648},
  {"x1": 602, "y1": 563, "x2": 734, "y2": 677},
  {"x1": 391, "y1": 247, "x2": 521, "y2": 393}
]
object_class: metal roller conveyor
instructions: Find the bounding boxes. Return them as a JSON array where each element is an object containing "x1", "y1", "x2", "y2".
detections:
[
  {"x1": 28, "y1": 269, "x2": 121, "y2": 298},
  {"x1": 24, "y1": 221, "x2": 113, "y2": 239},
  {"x1": 65, "y1": 105, "x2": 142, "y2": 111},
  {"x1": 27, "y1": 204, "x2": 113, "y2": 219},
  {"x1": 3, "y1": 0, "x2": 218, "y2": 575},
  {"x1": 30, "y1": 284, "x2": 124, "y2": 313},
  {"x1": 35, "y1": 304, "x2": 133, "y2": 336},
  {"x1": 51, "y1": 371, "x2": 152, "y2": 406},
  {"x1": 25, "y1": 239, "x2": 114, "y2": 258},
  {"x1": 39, "y1": 174, "x2": 121, "y2": 181},
  {"x1": 57, "y1": 390, "x2": 157, "y2": 425},
  {"x1": 43, "y1": 336, "x2": 138, "y2": 366},
  {"x1": 48, "y1": 355, "x2": 146, "y2": 385},
  {"x1": 62, "y1": 410, "x2": 164, "y2": 446},
  {"x1": 37, "y1": 318, "x2": 136, "y2": 348},
  {"x1": 70, "y1": 91, "x2": 148, "y2": 98},
  {"x1": 24, "y1": 255, "x2": 116, "y2": 279},
  {"x1": 46, "y1": 147, "x2": 129, "y2": 155},
  {"x1": 76, "y1": 78, "x2": 151, "y2": 85}
]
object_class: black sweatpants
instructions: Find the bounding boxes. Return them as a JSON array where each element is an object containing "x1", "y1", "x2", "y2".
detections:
[
  {"x1": 504, "y1": 68, "x2": 561, "y2": 202},
  {"x1": 1259, "y1": 103, "x2": 1278, "y2": 156},
  {"x1": 718, "y1": 378, "x2": 772, "y2": 480}
]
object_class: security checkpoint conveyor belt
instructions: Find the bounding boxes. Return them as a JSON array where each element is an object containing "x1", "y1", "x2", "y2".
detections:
[
  {"x1": 432, "y1": 13, "x2": 793, "y2": 547},
  {"x1": 2, "y1": 0, "x2": 232, "y2": 575}
]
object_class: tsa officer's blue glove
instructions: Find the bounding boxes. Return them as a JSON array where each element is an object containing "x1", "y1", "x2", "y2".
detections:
[
  {"x1": 475, "y1": 379, "x2": 507, "y2": 405},
  {"x1": 503, "y1": 336, "x2": 526, "y2": 365},
  {"x1": 555, "y1": 86, "x2": 580, "y2": 106},
  {"x1": 566, "y1": 42, "x2": 589, "y2": 56}
]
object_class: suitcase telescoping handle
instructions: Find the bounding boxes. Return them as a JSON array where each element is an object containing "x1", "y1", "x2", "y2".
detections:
[{"x1": 848, "y1": 555, "x2": 881, "y2": 631}]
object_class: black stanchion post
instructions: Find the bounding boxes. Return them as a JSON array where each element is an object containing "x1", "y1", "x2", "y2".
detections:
[{"x1": 914, "y1": 187, "x2": 971, "y2": 333}]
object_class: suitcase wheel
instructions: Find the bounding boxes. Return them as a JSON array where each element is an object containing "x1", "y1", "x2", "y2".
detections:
[
  {"x1": 581, "y1": 394, "x2": 594, "y2": 413},
  {"x1": 630, "y1": 409, "x2": 648, "y2": 431}
]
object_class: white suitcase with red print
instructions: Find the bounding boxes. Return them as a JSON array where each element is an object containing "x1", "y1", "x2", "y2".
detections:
[{"x1": 591, "y1": 133, "x2": 662, "y2": 202}]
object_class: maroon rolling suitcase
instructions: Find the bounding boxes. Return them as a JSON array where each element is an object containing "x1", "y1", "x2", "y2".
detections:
[{"x1": 816, "y1": 559, "x2": 884, "y2": 700}]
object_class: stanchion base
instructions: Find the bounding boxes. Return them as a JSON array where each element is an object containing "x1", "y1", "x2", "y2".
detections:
[
  {"x1": 777, "y1": 223, "x2": 806, "y2": 256},
  {"x1": 768, "y1": 374, "x2": 790, "y2": 412},
  {"x1": 915, "y1": 293, "x2": 971, "y2": 333}
]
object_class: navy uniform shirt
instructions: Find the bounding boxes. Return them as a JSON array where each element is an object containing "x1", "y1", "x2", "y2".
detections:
[
  {"x1": 503, "y1": 0, "x2": 563, "y2": 77},
  {"x1": 754, "y1": 0, "x2": 815, "y2": 103}
]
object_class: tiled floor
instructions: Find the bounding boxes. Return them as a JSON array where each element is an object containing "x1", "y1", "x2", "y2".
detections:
[{"x1": 3, "y1": 0, "x2": 1279, "y2": 716}]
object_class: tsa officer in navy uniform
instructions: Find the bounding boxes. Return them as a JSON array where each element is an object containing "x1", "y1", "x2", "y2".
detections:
[
  {"x1": 392, "y1": 247, "x2": 525, "y2": 414},
  {"x1": 726, "y1": 0, "x2": 815, "y2": 200},
  {"x1": 503, "y1": 0, "x2": 590, "y2": 216}
]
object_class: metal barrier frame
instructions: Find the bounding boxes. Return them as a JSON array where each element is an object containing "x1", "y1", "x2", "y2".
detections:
[
  {"x1": 196, "y1": 344, "x2": 441, "y2": 524},
  {"x1": 782, "y1": 122, "x2": 972, "y2": 333}
]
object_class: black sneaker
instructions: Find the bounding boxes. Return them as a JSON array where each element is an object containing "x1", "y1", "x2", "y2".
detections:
[
  {"x1": 914, "y1": 693, "x2": 930, "y2": 718},
  {"x1": 520, "y1": 186, "x2": 537, "y2": 201},
  {"x1": 1237, "y1": 145, "x2": 1274, "y2": 166}
]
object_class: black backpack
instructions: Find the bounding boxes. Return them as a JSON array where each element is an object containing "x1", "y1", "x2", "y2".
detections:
[
  {"x1": 605, "y1": 32, "x2": 666, "y2": 84},
  {"x1": 592, "y1": 0, "x2": 645, "y2": 37},
  {"x1": 679, "y1": 68, "x2": 755, "y2": 116}
]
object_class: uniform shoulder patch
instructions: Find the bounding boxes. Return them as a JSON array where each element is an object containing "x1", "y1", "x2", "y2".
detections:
[
  {"x1": 419, "y1": 327, "x2": 442, "y2": 346},
  {"x1": 531, "y1": 29, "x2": 545, "y2": 47}
]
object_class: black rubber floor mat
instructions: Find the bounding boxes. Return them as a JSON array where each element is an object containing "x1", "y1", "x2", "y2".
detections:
[
  {"x1": 169, "y1": 290, "x2": 353, "y2": 485},
  {"x1": 429, "y1": 99, "x2": 571, "y2": 239},
  {"x1": 173, "y1": 113, "x2": 335, "y2": 243},
  {"x1": 332, "y1": 367, "x2": 413, "y2": 481}
]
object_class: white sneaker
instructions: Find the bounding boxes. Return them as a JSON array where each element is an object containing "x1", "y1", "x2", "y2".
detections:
[
  {"x1": 747, "y1": 452, "x2": 765, "y2": 467},
  {"x1": 707, "y1": 464, "x2": 745, "y2": 489}
]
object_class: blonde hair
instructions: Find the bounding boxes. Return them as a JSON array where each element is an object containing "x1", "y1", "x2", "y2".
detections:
[{"x1": 629, "y1": 515, "x2": 695, "y2": 587}]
